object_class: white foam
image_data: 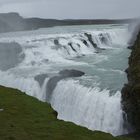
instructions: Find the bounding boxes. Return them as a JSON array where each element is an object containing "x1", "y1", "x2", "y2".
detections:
[
  {"x1": 0, "y1": 27, "x2": 130, "y2": 67},
  {"x1": 51, "y1": 79, "x2": 128, "y2": 136},
  {"x1": 0, "y1": 71, "x2": 44, "y2": 101}
]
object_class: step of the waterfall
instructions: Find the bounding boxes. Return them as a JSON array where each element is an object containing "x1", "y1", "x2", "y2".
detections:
[
  {"x1": 51, "y1": 80, "x2": 125, "y2": 135},
  {"x1": 0, "y1": 27, "x2": 129, "y2": 65},
  {"x1": 0, "y1": 24, "x2": 131, "y2": 136}
]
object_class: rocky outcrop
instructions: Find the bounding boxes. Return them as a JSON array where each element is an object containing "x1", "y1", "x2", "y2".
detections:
[
  {"x1": 122, "y1": 30, "x2": 140, "y2": 133},
  {"x1": 84, "y1": 33, "x2": 98, "y2": 49},
  {"x1": 59, "y1": 69, "x2": 85, "y2": 77}
]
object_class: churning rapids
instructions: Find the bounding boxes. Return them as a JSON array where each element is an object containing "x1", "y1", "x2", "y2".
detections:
[{"x1": 0, "y1": 24, "x2": 132, "y2": 136}]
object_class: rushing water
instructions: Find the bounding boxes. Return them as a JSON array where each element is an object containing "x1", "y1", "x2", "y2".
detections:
[{"x1": 0, "y1": 24, "x2": 131, "y2": 136}]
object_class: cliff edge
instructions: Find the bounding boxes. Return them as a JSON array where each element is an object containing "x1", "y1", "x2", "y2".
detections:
[{"x1": 122, "y1": 29, "x2": 140, "y2": 135}]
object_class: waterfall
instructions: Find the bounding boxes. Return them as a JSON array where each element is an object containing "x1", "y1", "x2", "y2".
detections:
[
  {"x1": 50, "y1": 79, "x2": 127, "y2": 136},
  {"x1": 0, "y1": 27, "x2": 130, "y2": 64},
  {"x1": 0, "y1": 24, "x2": 131, "y2": 136}
]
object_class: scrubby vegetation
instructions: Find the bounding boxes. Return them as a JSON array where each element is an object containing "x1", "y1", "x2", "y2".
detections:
[{"x1": 0, "y1": 86, "x2": 132, "y2": 140}]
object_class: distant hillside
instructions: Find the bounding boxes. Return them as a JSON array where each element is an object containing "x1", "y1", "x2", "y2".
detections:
[
  {"x1": 0, "y1": 12, "x2": 137, "y2": 33},
  {"x1": 0, "y1": 13, "x2": 25, "y2": 32}
]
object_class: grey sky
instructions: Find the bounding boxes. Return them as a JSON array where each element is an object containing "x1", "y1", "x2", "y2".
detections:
[{"x1": 0, "y1": 0, "x2": 140, "y2": 19}]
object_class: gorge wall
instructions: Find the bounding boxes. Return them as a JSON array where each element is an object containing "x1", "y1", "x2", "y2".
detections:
[{"x1": 122, "y1": 30, "x2": 140, "y2": 134}]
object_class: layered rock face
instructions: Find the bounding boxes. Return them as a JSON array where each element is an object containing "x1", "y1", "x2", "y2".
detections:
[{"x1": 122, "y1": 31, "x2": 140, "y2": 133}]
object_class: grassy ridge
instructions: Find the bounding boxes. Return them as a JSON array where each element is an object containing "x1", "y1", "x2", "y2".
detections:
[{"x1": 0, "y1": 86, "x2": 132, "y2": 140}]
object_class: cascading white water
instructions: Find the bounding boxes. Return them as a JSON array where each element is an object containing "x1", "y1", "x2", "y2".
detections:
[
  {"x1": 0, "y1": 24, "x2": 131, "y2": 136},
  {"x1": 51, "y1": 80, "x2": 126, "y2": 136},
  {"x1": 0, "y1": 26, "x2": 130, "y2": 63}
]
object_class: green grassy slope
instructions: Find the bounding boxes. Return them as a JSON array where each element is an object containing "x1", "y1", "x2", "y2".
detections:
[{"x1": 0, "y1": 86, "x2": 132, "y2": 140}]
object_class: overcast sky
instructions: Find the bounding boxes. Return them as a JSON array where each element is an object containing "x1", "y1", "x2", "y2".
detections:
[{"x1": 0, "y1": 0, "x2": 140, "y2": 19}]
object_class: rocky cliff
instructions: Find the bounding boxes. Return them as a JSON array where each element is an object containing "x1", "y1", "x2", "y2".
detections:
[{"x1": 122, "y1": 29, "x2": 140, "y2": 134}]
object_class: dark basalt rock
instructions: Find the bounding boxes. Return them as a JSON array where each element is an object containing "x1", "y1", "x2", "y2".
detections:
[
  {"x1": 84, "y1": 33, "x2": 106, "y2": 53},
  {"x1": 68, "y1": 43, "x2": 77, "y2": 52},
  {"x1": 59, "y1": 69, "x2": 85, "y2": 77},
  {"x1": 84, "y1": 33, "x2": 98, "y2": 49},
  {"x1": 82, "y1": 40, "x2": 89, "y2": 47},
  {"x1": 122, "y1": 30, "x2": 140, "y2": 134},
  {"x1": 54, "y1": 39, "x2": 59, "y2": 45},
  {"x1": 52, "y1": 110, "x2": 58, "y2": 117},
  {"x1": 127, "y1": 46, "x2": 133, "y2": 49}
]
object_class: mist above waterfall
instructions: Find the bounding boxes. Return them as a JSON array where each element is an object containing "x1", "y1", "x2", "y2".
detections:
[{"x1": 128, "y1": 19, "x2": 140, "y2": 46}]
